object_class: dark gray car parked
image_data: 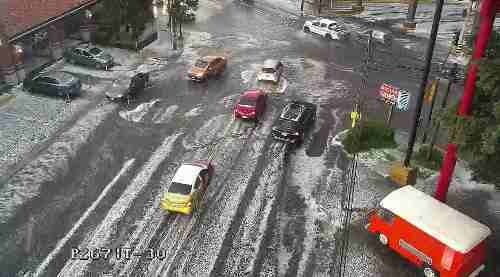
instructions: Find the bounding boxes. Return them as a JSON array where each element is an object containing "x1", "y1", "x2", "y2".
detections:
[
  {"x1": 23, "y1": 71, "x2": 82, "y2": 98},
  {"x1": 64, "y1": 44, "x2": 114, "y2": 70}
]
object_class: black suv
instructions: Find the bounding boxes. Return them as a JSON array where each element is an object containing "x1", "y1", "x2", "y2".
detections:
[
  {"x1": 272, "y1": 101, "x2": 316, "y2": 145},
  {"x1": 105, "y1": 72, "x2": 149, "y2": 101}
]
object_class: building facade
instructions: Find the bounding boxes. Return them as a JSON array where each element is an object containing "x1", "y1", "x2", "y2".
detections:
[{"x1": 0, "y1": 0, "x2": 100, "y2": 85}]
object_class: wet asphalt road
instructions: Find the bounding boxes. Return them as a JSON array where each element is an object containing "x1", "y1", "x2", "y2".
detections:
[{"x1": 0, "y1": 0, "x2": 484, "y2": 276}]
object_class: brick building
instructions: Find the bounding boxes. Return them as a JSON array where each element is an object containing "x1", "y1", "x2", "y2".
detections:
[{"x1": 0, "y1": 0, "x2": 100, "y2": 85}]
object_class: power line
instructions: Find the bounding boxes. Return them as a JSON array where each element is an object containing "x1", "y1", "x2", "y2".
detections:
[{"x1": 331, "y1": 31, "x2": 371, "y2": 277}]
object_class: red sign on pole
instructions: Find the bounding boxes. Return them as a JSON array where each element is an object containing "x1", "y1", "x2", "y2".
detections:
[{"x1": 379, "y1": 83, "x2": 400, "y2": 105}]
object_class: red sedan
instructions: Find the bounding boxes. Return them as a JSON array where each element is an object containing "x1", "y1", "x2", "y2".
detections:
[{"x1": 233, "y1": 89, "x2": 267, "y2": 122}]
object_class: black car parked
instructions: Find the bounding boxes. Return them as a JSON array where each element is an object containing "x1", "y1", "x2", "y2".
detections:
[
  {"x1": 272, "y1": 101, "x2": 317, "y2": 145},
  {"x1": 23, "y1": 71, "x2": 82, "y2": 98},
  {"x1": 105, "y1": 72, "x2": 149, "y2": 101}
]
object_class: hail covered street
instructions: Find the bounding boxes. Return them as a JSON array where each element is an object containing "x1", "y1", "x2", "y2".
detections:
[{"x1": 0, "y1": 0, "x2": 455, "y2": 276}]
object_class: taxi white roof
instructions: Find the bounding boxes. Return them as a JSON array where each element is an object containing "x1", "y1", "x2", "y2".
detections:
[
  {"x1": 319, "y1": 18, "x2": 337, "y2": 25},
  {"x1": 171, "y1": 164, "x2": 202, "y2": 186},
  {"x1": 381, "y1": 186, "x2": 491, "y2": 254}
]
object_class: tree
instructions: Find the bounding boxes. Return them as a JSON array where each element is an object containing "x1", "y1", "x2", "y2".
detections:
[
  {"x1": 94, "y1": 0, "x2": 154, "y2": 44},
  {"x1": 167, "y1": 0, "x2": 199, "y2": 49},
  {"x1": 441, "y1": 31, "x2": 500, "y2": 186}
]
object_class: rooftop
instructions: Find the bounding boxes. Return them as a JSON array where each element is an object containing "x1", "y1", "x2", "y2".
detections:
[{"x1": 0, "y1": 0, "x2": 97, "y2": 40}]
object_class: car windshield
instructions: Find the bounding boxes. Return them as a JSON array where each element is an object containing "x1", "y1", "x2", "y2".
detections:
[
  {"x1": 195, "y1": 60, "x2": 208, "y2": 68},
  {"x1": 89, "y1": 47, "x2": 102, "y2": 55},
  {"x1": 112, "y1": 78, "x2": 129, "y2": 87},
  {"x1": 168, "y1": 182, "x2": 192, "y2": 195},
  {"x1": 239, "y1": 97, "x2": 256, "y2": 106},
  {"x1": 278, "y1": 119, "x2": 297, "y2": 130},
  {"x1": 262, "y1": 67, "x2": 275, "y2": 73}
]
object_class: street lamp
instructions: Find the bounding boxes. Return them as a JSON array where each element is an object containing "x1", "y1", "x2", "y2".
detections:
[
  {"x1": 153, "y1": 5, "x2": 158, "y2": 18},
  {"x1": 85, "y1": 9, "x2": 93, "y2": 19},
  {"x1": 14, "y1": 44, "x2": 23, "y2": 55}
]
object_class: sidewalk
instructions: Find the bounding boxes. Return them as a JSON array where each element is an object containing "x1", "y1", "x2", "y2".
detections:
[
  {"x1": 332, "y1": 129, "x2": 500, "y2": 276},
  {"x1": 0, "y1": 38, "x2": 164, "y2": 180}
]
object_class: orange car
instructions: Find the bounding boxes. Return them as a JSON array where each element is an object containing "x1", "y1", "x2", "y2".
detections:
[{"x1": 188, "y1": 56, "x2": 227, "y2": 82}]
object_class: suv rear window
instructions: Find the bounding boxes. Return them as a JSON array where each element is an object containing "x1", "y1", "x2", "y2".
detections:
[{"x1": 89, "y1": 48, "x2": 102, "y2": 55}]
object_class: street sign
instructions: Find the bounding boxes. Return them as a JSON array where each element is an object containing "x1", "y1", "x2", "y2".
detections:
[
  {"x1": 396, "y1": 90, "x2": 411, "y2": 111},
  {"x1": 379, "y1": 83, "x2": 399, "y2": 105}
]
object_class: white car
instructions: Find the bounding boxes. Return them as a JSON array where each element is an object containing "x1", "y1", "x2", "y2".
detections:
[
  {"x1": 257, "y1": 59, "x2": 284, "y2": 83},
  {"x1": 303, "y1": 18, "x2": 349, "y2": 40}
]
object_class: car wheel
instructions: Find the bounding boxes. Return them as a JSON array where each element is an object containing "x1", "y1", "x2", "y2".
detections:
[
  {"x1": 325, "y1": 33, "x2": 332, "y2": 40},
  {"x1": 378, "y1": 233, "x2": 388, "y2": 245},
  {"x1": 303, "y1": 27, "x2": 310, "y2": 33},
  {"x1": 423, "y1": 265, "x2": 439, "y2": 277}
]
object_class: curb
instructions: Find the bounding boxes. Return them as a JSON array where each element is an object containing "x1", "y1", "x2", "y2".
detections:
[{"x1": 0, "y1": 94, "x2": 16, "y2": 108}]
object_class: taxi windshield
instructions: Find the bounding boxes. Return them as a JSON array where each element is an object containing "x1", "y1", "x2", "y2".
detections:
[
  {"x1": 262, "y1": 67, "x2": 275, "y2": 73},
  {"x1": 168, "y1": 182, "x2": 192, "y2": 195}
]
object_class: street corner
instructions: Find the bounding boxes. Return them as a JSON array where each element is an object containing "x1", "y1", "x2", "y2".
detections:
[{"x1": 344, "y1": 221, "x2": 420, "y2": 277}]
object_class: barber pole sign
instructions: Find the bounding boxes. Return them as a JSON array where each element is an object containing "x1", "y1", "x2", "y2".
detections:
[
  {"x1": 379, "y1": 83, "x2": 399, "y2": 105},
  {"x1": 379, "y1": 83, "x2": 410, "y2": 111},
  {"x1": 378, "y1": 83, "x2": 411, "y2": 126},
  {"x1": 396, "y1": 90, "x2": 410, "y2": 111}
]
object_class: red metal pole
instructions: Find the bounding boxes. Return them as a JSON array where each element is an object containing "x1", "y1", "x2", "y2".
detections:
[{"x1": 434, "y1": 0, "x2": 498, "y2": 202}]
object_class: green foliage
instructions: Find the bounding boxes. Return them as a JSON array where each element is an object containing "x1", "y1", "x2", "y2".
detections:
[
  {"x1": 94, "y1": 0, "x2": 154, "y2": 44},
  {"x1": 441, "y1": 31, "x2": 500, "y2": 186},
  {"x1": 413, "y1": 145, "x2": 443, "y2": 171},
  {"x1": 343, "y1": 120, "x2": 397, "y2": 154}
]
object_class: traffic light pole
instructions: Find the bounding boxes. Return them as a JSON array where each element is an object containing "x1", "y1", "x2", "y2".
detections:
[
  {"x1": 403, "y1": 0, "x2": 445, "y2": 168},
  {"x1": 404, "y1": 0, "x2": 418, "y2": 29},
  {"x1": 434, "y1": 0, "x2": 498, "y2": 202}
]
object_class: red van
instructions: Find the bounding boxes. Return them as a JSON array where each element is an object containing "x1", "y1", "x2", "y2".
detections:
[
  {"x1": 367, "y1": 186, "x2": 491, "y2": 277},
  {"x1": 233, "y1": 89, "x2": 267, "y2": 122}
]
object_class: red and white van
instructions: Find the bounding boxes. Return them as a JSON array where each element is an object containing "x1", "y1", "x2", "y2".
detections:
[{"x1": 367, "y1": 186, "x2": 491, "y2": 277}]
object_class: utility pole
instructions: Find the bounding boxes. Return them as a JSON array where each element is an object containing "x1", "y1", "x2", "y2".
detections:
[
  {"x1": 403, "y1": 0, "x2": 445, "y2": 168},
  {"x1": 332, "y1": 28, "x2": 371, "y2": 277},
  {"x1": 404, "y1": 0, "x2": 418, "y2": 30},
  {"x1": 434, "y1": 0, "x2": 498, "y2": 203},
  {"x1": 300, "y1": 0, "x2": 305, "y2": 15}
]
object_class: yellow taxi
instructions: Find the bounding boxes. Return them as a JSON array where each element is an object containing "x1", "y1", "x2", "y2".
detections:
[{"x1": 161, "y1": 160, "x2": 214, "y2": 215}]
